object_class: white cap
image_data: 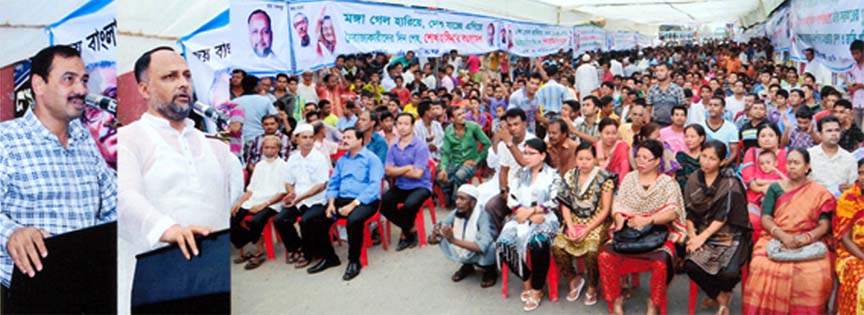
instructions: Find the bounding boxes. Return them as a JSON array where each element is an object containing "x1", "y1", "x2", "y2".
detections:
[
  {"x1": 457, "y1": 184, "x2": 478, "y2": 200},
  {"x1": 293, "y1": 123, "x2": 314, "y2": 136},
  {"x1": 581, "y1": 54, "x2": 591, "y2": 62}
]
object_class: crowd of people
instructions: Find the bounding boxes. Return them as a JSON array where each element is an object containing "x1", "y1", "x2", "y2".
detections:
[{"x1": 226, "y1": 37, "x2": 864, "y2": 314}]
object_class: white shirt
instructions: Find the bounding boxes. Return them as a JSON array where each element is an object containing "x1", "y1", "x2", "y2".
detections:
[
  {"x1": 440, "y1": 76, "x2": 455, "y2": 93},
  {"x1": 499, "y1": 132, "x2": 537, "y2": 189},
  {"x1": 117, "y1": 113, "x2": 239, "y2": 314},
  {"x1": 422, "y1": 74, "x2": 438, "y2": 90},
  {"x1": 610, "y1": 59, "x2": 624, "y2": 77},
  {"x1": 286, "y1": 149, "x2": 330, "y2": 208},
  {"x1": 808, "y1": 145, "x2": 857, "y2": 197},
  {"x1": 242, "y1": 157, "x2": 289, "y2": 210},
  {"x1": 297, "y1": 82, "x2": 319, "y2": 104},
  {"x1": 687, "y1": 100, "x2": 707, "y2": 125},
  {"x1": 575, "y1": 63, "x2": 599, "y2": 98},
  {"x1": 724, "y1": 95, "x2": 746, "y2": 117},
  {"x1": 413, "y1": 118, "x2": 444, "y2": 160}
]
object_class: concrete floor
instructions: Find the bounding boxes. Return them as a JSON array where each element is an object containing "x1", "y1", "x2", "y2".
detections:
[{"x1": 231, "y1": 204, "x2": 743, "y2": 315}]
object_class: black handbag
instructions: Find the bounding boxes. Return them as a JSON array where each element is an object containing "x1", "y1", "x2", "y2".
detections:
[{"x1": 612, "y1": 221, "x2": 669, "y2": 254}]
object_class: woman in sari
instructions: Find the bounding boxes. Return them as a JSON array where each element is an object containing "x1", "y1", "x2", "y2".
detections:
[
  {"x1": 495, "y1": 138, "x2": 560, "y2": 312},
  {"x1": 683, "y1": 140, "x2": 752, "y2": 315},
  {"x1": 675, "y1": 124, "x2": 706, "y2": 191},
  {"x1": 835, "y1": 159, "x2": 864, "y2": 315},
  {"x1": 552, "y1": 142, "x2": 615, "y2": 306},
  {"x1": 739, "y1": 123, "x2": 787, "y2": 241},
  {"x1": 598, "y1": 139, "x2": 687, "y2": 315},
  {"x1": 595, "y1": 118, "x2": 630, "y2": 186},
  {"x1": 743, "y1": 148, "x2": 834, "y2": 315},
  {"x1": 630, "y1": 123, "x2": 682, "y2": 176}
]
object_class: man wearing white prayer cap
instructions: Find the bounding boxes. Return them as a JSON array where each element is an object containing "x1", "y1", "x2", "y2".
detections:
[
  {"x1": 272, "y1": 122, "x2": 333, "y2": 272},
  {"x1": 429, "y1": 184, "x2": 499, "y2": 287},
  {"x1": 576, "y1": 53, "x2": 600, "y2": 98}
]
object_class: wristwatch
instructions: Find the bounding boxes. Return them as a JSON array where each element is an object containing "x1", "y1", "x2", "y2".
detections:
[
  {"x1": 353, "y1": 200, "x2": 361, "y2": 207},
  {"x1": 505, "y1": 141, "x2": 514, "y2": 148}
]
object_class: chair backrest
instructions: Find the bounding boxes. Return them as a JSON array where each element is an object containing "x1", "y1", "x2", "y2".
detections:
[{"x1": 428, "y1": 159, "x2": 437, "y2": 178}]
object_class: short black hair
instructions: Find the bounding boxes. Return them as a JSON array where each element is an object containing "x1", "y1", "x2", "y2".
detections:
[
  {"x1": 30, "y1": 45, "x2": 82, "y2": 89},
  {"x1": 775, "y1": 89, "x2": 789, "y2": 99},
  {"x1": 575, "y1": 141, "x2": 596, "y2": 157},
  {"x1": 817, "y1": 115, "x2": 841, "y2": 133},
  {"x1": 796, "y1": 106, "x2": 813, "y2": 120},
  {"x1": 396, "y1": 112, "x2": 415, "y2": 124},
  {"x1": 241, "y1": 75, "x2": 259, "y2": 94},
  {"x1": 582, "y1": 95, "x2": 600, "y2": 107},
  {"x1": 344, "y1": 127, "x2": 364, "y2": 140},
  {"x1": 379, "y1": 110, "x2": 394, "y2": 122},
  {"x1": 417, "y1": 100, "x2": 432, "y2": 117},
  {"x1": 547, "y1": 118, "x2": 569, "y2": 134},
  {"x1": 636, "y1": 139, "x2": 664, "y2": 160},
  {"x1": 134, "y1": 46, "x2": 176, "y2": 83},
  {"x1": 701, "y1": 140, "x2": 727, "y2": 161},
  {"x1": 305, "y1": 110, "x2": 319, "y2": 121},
  {"x1": 671, "y1": 105, "x2": 688, "y2": 116},
  {"x1": 503, "y1": 108, "x2": 527, "y2": 122},
  {"x1": 852, "y1": 40, "x2": 864, "y2": 52},
  {"x1": 835, "y1": 99, "x2": 853, "y2": 110},
  {"x1": 790, "y1": 89, "x2": 805, "y2": 99}
]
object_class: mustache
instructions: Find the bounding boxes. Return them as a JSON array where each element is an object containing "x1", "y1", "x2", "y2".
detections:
[{"x1": 68, "y1": 94, "x2": 86, "y2": 102}]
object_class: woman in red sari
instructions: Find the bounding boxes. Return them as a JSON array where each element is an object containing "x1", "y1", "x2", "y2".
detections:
[
  {"x1": 835, "y1": 158, "x2": 864, "y2": 315},
  {"x1": 739, "y1": 123, "x2": 786, "y2": 240},
  {"x1": 743, "y1": 148, "x2": 834, "y2": 315},
  {"x1": 594, "y1": 118, "x2": 630, "y2": 186}
]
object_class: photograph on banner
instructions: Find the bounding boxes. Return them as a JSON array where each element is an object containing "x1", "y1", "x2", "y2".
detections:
[
  {"x1": 180, "y1": 9, "x2": 233, "y2": 133},
  {"x1": 48, "y1": 0, "x2": 119, "y2": 169},
  {"x1": 504, "y1": 21, "x2": 571, "y2": 57},
  {"x1": 289, "y1": 0, "x2": 499, "y2": 71},
  {"x1": 573, "y1": 25, "x2": 606, "y2": 57},
  {"x1": 790, "y1": 0, "x2": 863, "y2": 72},
  {"x1": 230, "y1": 0, "x2": 293, "y2": 74}
]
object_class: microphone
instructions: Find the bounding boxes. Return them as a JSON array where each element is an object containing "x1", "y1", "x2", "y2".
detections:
[
  {"x1": 85, "y1": 93, "x2": 117, "y2": 114},
  {"x1": 192, "y1": 100, "x2": 230, "y2": 125}
]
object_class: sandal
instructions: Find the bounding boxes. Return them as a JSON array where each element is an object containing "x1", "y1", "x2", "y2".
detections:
[
  {"x1": 584, "y1": 291, "x2": 598, "y2": 306},
  {"x1": 566, "y1": 277, "x2": 586, "y2": 302},
  {"x1": 520, "y1": 291, "x2": 531, "y2": 302},
  {"x1": 702, "y1": 297, "x2": 718, "y2": 309},
  {"x1": 716, "y1": 296, "x2": 732, "y2": 315},
  {"x1": 451, "y1": 264, "x2": 474, "y2": 282},
  {"x1": 609, "y1": 297, "x2": 625, "y2": 315},
  {"x1": 244, "y1": 254, "x2": 265, "y2": 270},
  {"x1": 294, "y1": 256, "x2": 311, "y2": 268},
  {"x1": 523, "y1": 292, "x2": 542, "y2": 312},
  {"x1": 233, "y1": 251, "x2": 255, "y2": 264},
  {"x1": 286, "y1": 251, "x2": 300, "y2": 264},
  {"x1": 480, "y1": 269, "x2": 497, "y2": 288},
  {"x1": 646, "y1": 299, "x2": 658, "y2": 315}
]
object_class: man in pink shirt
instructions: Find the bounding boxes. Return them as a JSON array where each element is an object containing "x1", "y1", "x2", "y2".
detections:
[
  {"x1": 659, "y1": 105, "x2": 688, "y2": 155},
  {"x1": 466, "y1": 54, "x2": 481, "y2": 83}
]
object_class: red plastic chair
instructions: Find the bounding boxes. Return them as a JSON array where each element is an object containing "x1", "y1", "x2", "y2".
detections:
[
  {"x1": 239, "y1": 215, "x2": 276, "y2": 260},
  {"x1": 607, "y1": 257, "x2": 668, "y2": 315},
  {"x1": 500, "y1": 251, "x2": 560, "y2": 302},
  {"x1": 385, "y1": 159, "x2": 438, "y2": 248},
  {"x1": 687, "y1": 263, "x2": 748, "y2": 315}
]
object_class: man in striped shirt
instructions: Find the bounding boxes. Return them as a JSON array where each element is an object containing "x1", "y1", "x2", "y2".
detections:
[{"x1": 0, "y1": 45, "x2": 117, "y2": 288}]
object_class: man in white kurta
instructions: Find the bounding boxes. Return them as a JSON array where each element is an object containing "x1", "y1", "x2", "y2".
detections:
[
  {"x1": 575, "y1": 54, "x2": 600, "y2": 99},
  {"x1": 118, "y1": 47, "x2": 240, "y2": 314}
]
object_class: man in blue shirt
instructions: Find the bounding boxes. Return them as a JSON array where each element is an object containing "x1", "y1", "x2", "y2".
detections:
[
  {"x1": 234, "y1": 75, "x2": 279, "y2": 144},
  {"x1": 0, "y1": 45, "x2": 117, "y2": 288},
  {"x1": 380, "y1": 113, "x2": 432, "y2": 251},
  {"x1": 310, "y1": 128, "x2": 383, "y2": 280}
]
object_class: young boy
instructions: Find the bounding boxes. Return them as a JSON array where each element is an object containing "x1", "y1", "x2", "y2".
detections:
[{"x1": 781, "y1": 106, "x2": 818, "y2": 150}]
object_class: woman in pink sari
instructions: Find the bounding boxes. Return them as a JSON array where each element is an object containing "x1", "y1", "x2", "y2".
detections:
[
  {"x1": 594, "y1": 118, "x2": 630, "y2": 186},
  {"x1": 740, "y1": 123, "x2": 787, "y2": 240}
]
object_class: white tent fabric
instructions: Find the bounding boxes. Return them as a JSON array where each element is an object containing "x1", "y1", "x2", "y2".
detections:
[{"x1": 0, "y1": 1, "x2": 90, "y2": 66}]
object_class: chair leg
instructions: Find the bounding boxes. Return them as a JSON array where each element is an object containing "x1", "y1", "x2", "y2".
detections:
[
  {"x1": 377, "y1": 217, "x2": 387, "y2": 251},
  {"x1": 501, "y1": 263, "x2": 509, "y2": 299},
  {"x1": 631, "y1": 273, "x2": 640, "y2": 288},
  {"x1": 361, "y1": 222, "x2": 370, "y2": 267},
  {"x1": 688, "y1": 280, "x2": 698, "y2": 315},
  {"x1": 547, "y1": 255, "x2": 559, "y2": 302},
  {"x1": 264, "y1": 219, "x2": 275, "y2": 260},
  {"x1": 416, "y1": 209, "x2": 427, "y2": 248}
]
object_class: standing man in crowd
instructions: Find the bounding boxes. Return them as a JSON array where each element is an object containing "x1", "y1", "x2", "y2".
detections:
[
  {"x1": 647, "y1": 63, "x2": 686, "y2": 127},
  {"x1": 437, "y1": 107, "x2": 492, "y2": 207},
  {"x1": 234, "y1": 75, "x2": 278, "y2": 144}
]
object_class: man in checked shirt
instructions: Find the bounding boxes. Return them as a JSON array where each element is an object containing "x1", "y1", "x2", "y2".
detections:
[{"x1": 0, "y1": 45, "x2": 117, "y2": 287}]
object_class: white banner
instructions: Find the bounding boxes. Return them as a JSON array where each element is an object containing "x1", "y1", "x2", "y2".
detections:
[
  {"x1": 47, "y1": 0, "x2": 117, "y2": 167},
  {"x1": 573, "y1": 25, "x2": 606, "y2": 56},
  {"x1": 790, "y1": 0, "x2": 863, "y2": 71},
  {"x1": 230, "y1": 0, "x2": 293, "y2": 74},
  {"x1": 288, "y1": 1, "x2": 499, "y2": 71},
  {"x1": 766, "y1": 5, "x2": 791, "y2": 51},
  {"x1": 738, "y1": 23, "x2": 766, "y2": 43},
  {"x1": 501, "y1": 21, "x2": 571, "y2": 57},
  {"x1": 638, "y1": 33, "x2": 657, "y2": 48},
  {"x1": 612, "y1": 31, "x2": 638, "y2": 51},
  {"x1": 180, "y1": 9, "x2": 232, "y2": 132}
]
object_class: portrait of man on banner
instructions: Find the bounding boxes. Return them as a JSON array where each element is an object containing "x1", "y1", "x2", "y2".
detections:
[{"x1": 247, "y1": 9, "x2": 274, "y2": 59}]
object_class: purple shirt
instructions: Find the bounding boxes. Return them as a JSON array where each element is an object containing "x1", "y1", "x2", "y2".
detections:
[
  {"x1": 465, "y1": 110, "x2": 489, "y2": 129},
  {"x1": 386, "y1": 136, "x2": 432, "y2": 191},
  {"x1": 489, "y1": 97, "x2": 508, "y2": 119}
]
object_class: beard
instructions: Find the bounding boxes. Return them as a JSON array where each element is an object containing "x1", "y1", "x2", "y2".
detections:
[
  {"x1": 253, "y1": 46, "x2": 272, "y2": 58},
  {"x1": 157, "y1": 99, "x2": 192, "y2": 122}
]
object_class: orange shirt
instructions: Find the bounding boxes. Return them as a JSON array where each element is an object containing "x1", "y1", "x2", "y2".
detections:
[{"x1": 726, "y1": 58, "x2": 743, "y2": 74}]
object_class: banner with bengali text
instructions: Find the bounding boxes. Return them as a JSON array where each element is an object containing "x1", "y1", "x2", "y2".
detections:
[
  {"x1": 47, "y1": 0, "x2": 117, "y2": 168},
  {"x1": 500, "y1": 21, "x2": 572, "y2": 57},
  {"x1": 766, "y1": 5, "x2": 791, "y2": 51},
  {"x1": 288, "y1": 0, "x2": 498, "y2": 71},
  {"x1": 179, "y1": 9, "x2": 232, "y2": 133},
  {"x1": 612, "y1": 31, "x2": 638, "y2": 51},
  {"x1": 790, "y1": 0, "x2": 863, "y2": 71},
  {"x1": 572, "y1": 25, "x2": 606, "y2": 57}
]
